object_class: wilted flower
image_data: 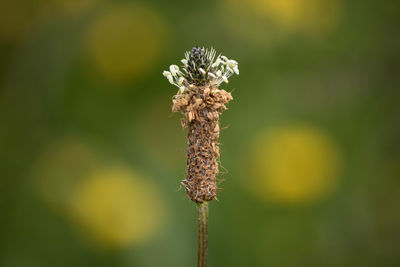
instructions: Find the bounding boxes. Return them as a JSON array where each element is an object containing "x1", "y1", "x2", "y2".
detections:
[{"x1": 162, "y1": 46, "x2": 237, "y2": 203}]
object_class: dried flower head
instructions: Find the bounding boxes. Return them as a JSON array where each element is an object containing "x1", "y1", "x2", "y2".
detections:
[{"x1": 163, "y1": 47, "x2": 238, "y2": 203}]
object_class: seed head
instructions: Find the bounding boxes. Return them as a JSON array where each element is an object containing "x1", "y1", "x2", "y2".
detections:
[{"x1": 163, "y1": 47, "x2": 237, "y2": 203}]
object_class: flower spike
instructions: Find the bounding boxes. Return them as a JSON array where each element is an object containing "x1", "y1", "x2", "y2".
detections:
[{"x1": 163, "y1": 47, "x2": 239, "y2": 94}]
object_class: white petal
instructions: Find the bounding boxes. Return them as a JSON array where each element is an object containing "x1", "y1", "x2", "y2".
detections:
[
  {"x1": 199, "y1": 68, "x2": 206, "y2": 75},
  {"x1": 181, "y1": 59, "x2": 188, "y2": 65},
  {"x1": 170, "y1": 65, "x2": 179, "y2": 75},
  {"x1": 208, "y1": 72, "x2": 216, "y2": 79},
  {"x1": 167, "y1": 75, "x2": 174, "y2": 84},
  {"x1": 222, "y1": 75, "x2": 229, "y2": 83},
  {"x1": 233, "y1": 67, "x2": 239, "y2": 75},
  {"x1": 163, "y1": 71, "x2": 171, "y2": 77},
  {"x1": 227, "y1": 60, "x2": 237, "y2": 69},
  {"x1": 178, "y1": 77, "x2": 185, "y2": 85},
  {"x1": 216, "y1": 70, "x2": 222, "y2": 77},
  {"x1": 221, "y1": 56, "x2": 228, "y2": 61}
]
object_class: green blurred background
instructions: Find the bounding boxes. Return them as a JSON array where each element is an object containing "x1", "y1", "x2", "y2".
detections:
[{"x1": 1, "y1": 0, "x2": 399, "y2": 266}]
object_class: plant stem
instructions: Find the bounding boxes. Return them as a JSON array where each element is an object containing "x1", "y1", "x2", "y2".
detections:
[{"x1": 198, "y1": 201, "x2": 208, "y2": 267}]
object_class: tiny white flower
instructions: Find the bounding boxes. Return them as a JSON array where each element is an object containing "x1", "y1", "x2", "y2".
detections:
[
  {"x1": 163, "y1": 71, "x2": 171, "y2": 77},
  {"x1": 216, "y1": 70, "x2": 222, "y2": 77},
  {"x1": 222, "y1": 75, "x2": 229, "y2": 83},
  {"x1": 199, "y1": 68, "x2": 206, "y2": 75},
  {"x1": 221, "y1": 56, "x2": 228, "y2": 61},
  {"x1": 181, "y1": 59, "x2": 188, "y2": 65},
  {"x1": 230, "y1": 59, "x2": 238, "y2": 65},
  {"x1": 167, "y1": 74, "x2": 174, "y2": 84},
  {"x1": 170, "y1": 65, "x2": 179, "y2": 76},
  {"x1": 233, "y1": 66, "x2": 239, "y2": 75},
  {"x1": 227, "y1": 60, "x2": 238, "y2": 69},
  {"x1": 178, "y1": 77, "x2": 185, "y2": 86},
  {"x1": 208, "y1": 72, "x2": 216, "y2": 79}
]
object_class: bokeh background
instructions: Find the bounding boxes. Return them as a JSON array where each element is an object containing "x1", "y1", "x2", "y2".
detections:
[{"x1": 1, "y1": 0, "x2": 399, "y2": 266}]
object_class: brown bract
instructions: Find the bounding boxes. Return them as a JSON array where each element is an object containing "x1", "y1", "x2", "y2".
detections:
[{"x1": 172, "y1": 86, "x2": 233, "y2": 203}]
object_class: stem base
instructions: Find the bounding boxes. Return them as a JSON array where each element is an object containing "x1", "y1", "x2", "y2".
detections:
[{"x1": 198, "y1": 202, "x2": 208, "y2": 267}]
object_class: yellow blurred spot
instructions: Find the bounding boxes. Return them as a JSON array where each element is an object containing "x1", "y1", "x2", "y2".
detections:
[
  {"x1": 249, "y1": 125, "x2": 342, "y2": 204},
  {"x1": 70, "y1": 167, "x2": 167, "y2": 247},
  {"x1": 257, "y1": 0, "x2": 341, "y2": 32},
  {"x1": 85, "y1": 3, "x2": 167, "y2": 83},
  {"x1": 220, "y1": 0, "x2": 341, "y2": 43},
  {"x1": 33, "y1": 139, "x2": 98, "y2": 210}
]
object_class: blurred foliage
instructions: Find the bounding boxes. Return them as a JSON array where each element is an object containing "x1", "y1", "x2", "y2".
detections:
[{"x1": 0, "y1": 0, "x2": 399, "y2": 266}]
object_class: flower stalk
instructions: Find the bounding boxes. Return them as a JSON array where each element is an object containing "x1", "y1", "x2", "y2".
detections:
[
  {"x1": 163, "y1": 47, "x2": 238, "y2": 267},
  {"x1": 198, "y1": 202, "x2": 208, "y2": 267}
]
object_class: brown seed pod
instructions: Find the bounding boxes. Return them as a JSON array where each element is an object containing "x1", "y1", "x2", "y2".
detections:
[{"x1": 172, "y1": 86, "x2": 233, "y2": 203}]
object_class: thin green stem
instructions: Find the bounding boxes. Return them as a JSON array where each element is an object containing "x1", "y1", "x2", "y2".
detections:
[{"x1": 198, "y1": 202, "x2": 208, "y2": 267}]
